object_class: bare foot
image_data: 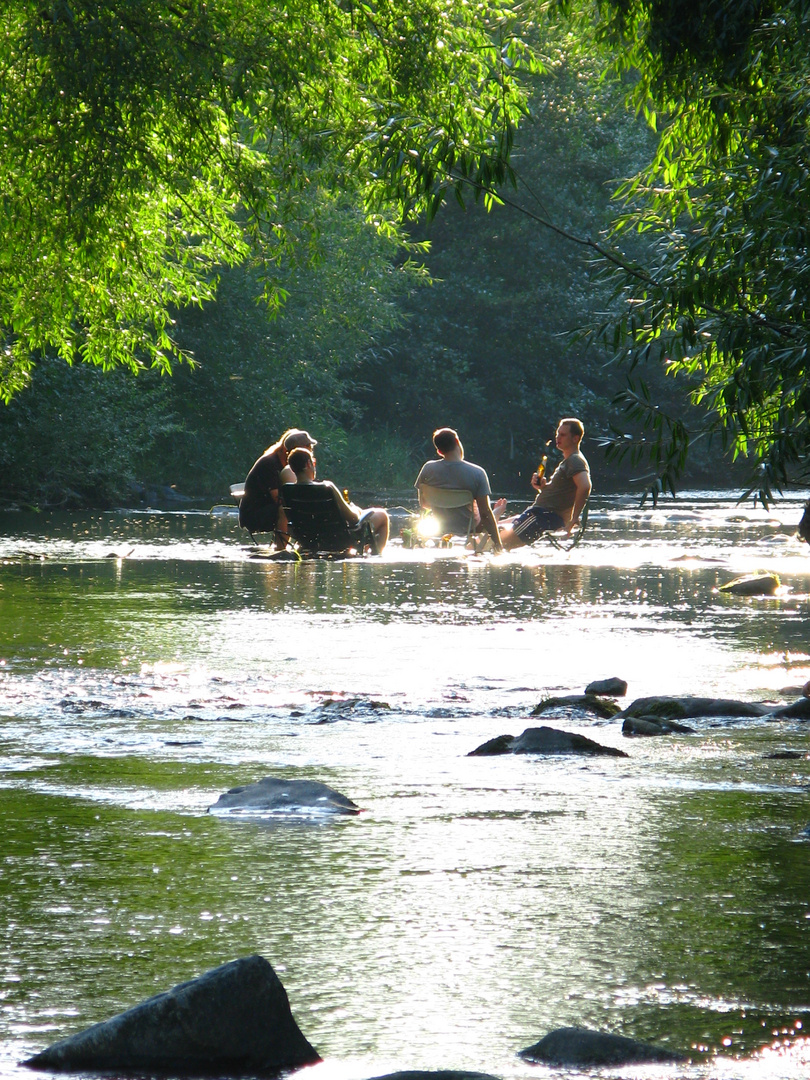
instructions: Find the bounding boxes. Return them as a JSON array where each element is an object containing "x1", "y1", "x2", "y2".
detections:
[{"x1": 492, "y1": 497, "x2": 508, "y2": 521}]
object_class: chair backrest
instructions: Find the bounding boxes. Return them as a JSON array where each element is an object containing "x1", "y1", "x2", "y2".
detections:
[
  {"x1": 417, "y1": 484, "x2": 475, "y2": 540},
  {"x1": 417, "y1": 484, "x2": 474, "y2": 510},
  {"x1": 281, "y1": 483, "x2": 356, "y2": 553}
]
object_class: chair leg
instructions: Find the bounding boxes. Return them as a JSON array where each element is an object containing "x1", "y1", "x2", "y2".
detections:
[{"x1": 471, "y1": 532, "x2": 491, "y2": 554}]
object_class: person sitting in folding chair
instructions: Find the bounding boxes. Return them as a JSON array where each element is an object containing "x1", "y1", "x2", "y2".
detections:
[
  {"x1": 498, "y1": 417, "x2": 591, "y2": 550},
  {"x1": 284, "y1": 447, "x2": 390, "y2": 554},
  {"x1": 414, "y1": 428, "x2": 504, "y2": 553}
]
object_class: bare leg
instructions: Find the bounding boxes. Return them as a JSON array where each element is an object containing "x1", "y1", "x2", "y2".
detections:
[
  {"x1": 498, "y1": 522, "x2": 526, "y2": 551},
  {"x1": 274, "y1": 506, "x2": 290, "y2": 549},
  {"x1": 370, "y1": 509, "x2": 389, "y2": 553}
]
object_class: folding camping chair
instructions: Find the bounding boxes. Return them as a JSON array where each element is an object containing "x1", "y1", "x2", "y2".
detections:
[
  {"x1": 540, "y1": 499, "x2": 590, "y2": 551},
  {"x1": 281, "y1": 484, "x2": 378, "y2": 557},
  {"x1": 411, "y1": 484, "x2": 477, "y2": 548}
]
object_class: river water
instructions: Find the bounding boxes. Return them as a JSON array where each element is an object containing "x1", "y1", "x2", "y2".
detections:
[{"x1": 1, "y1": 494, "x2": 810, "y2": 1080}]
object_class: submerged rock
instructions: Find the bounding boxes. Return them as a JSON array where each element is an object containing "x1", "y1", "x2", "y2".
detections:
[
  {"x1": 619, "y1": 696, "x2": 769, "y2": 721},
  {"x1": 518, "y1": 1026, "x2": 686, "y2": 1066},
  {"x1": 25, "y1": 955, "x2": 320, "y2": 1075},
  {"x1": 209, "y1": 776, "x2": 360, "y2": 816},
  {"x1": 531, "y1": 694, "x2": 621, "y2": 719},
  {"x1": 584, "y1": 677, "x2": 628, "y2": 697},
  {"x1": 622, "y1": 717, "x2": 695, "y2": 737},
  {"x1": 719, "y1": 572, "x2": 780, "y2": 595},
  {"x1": 469, "y1": 726, "x2": 628, "y2": 758}
]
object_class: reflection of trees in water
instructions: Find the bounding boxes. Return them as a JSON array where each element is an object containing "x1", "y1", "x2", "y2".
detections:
[
  {"x1": 617, "y1": 782, "x2": 810, "y2": 1057},
  {"x1": 256, "y1": 560, "x2": 554, "y2": 620}
]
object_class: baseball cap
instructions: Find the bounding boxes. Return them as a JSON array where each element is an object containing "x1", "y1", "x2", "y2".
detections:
[{"x1": 283, "y1": 429, "x2": 318, "y2": 451}]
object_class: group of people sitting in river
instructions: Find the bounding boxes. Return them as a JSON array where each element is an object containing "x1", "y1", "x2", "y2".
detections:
[{"x1": 237, "y1": 418, "x2": 592, "y2": 555}]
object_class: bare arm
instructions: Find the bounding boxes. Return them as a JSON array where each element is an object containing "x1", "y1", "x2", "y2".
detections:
[
  {"x1": 328, "y1": 482, "x2": 360, "y2": 525},
  {"x1": 476, "y1": 496, "x2": 504, "y2": 553},
  {"x1": 566, "y1": 472, "x2": 592, "y2": 535}
]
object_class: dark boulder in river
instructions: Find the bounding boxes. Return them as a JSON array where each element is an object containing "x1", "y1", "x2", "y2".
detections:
[
  {"x1": 769, "y1": 697, "x2": 810, "y2": 720},
  {"x1": 518, "y1": 1026, "x2": 686, "y2": 1066},
  {"x1": 24, "y1": 955, "x2": 321, "y2": 1074},
  {"x1": 209, "y1": 776, "x2": 360, "y2": 816},
  {"x1": 467, "y1": 733, "x2": 516, "y2": 756},
  {"x1": 469, "y1": 726, "x2": 628, "y2": 758},
  {"x1": 618, "y1": 696, "x2": 769, "y2": 721},
  {"x1": 585, "y1": 677, "x2": 628, "y2": 697}
]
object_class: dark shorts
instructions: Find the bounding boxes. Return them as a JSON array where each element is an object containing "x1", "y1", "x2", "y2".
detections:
[{"x1": 510, "y1": 505, "x2": 564, "y2": 544}]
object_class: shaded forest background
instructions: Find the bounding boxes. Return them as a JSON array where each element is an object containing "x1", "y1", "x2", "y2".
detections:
[{"x1": 0, "y1": 55, "x2": 734, "y2": 510}]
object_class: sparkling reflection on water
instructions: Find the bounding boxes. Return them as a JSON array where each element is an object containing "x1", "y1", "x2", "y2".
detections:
[{"x1": 1, "y1": 495, "x2": 810, "y2": 1080}]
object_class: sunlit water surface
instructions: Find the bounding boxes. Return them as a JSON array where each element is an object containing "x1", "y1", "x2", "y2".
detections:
[{"x1": 1, "y1": 494, "x2": 810, "y2": 1080}]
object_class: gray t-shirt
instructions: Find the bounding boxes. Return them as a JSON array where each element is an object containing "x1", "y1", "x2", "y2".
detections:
[
  {"x1": 534, "y1": 451, "x2": 590, "y2": 517},
  {"x1": 414, "y1": 458, "x2": 492, "y2": 535}
]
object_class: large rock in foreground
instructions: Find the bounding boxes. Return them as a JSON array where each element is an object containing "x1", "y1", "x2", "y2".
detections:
[
  {"x1": 469, "y1": 726, "x2": 628, "y2": 758},
  {"x1": 518, "y1": 1026, "x2": 685, "y2": 1066},
  {"x1": 25, "y1": 955, "x2": 320, "y2": 1075},
  {"x1": 209, "y1": 776, "x2": 360, "y2": 816}
]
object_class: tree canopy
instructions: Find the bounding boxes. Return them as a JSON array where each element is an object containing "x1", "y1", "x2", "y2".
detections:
[
  {"x1": 586, "y1": 0, "x2": 810, "y2": 500},
  {"x1": 0, "y1": 0, "x2": 535, "y2": 401},
  {"x1": 5, "y1": 0, "x2": 810, "y2": 506}
]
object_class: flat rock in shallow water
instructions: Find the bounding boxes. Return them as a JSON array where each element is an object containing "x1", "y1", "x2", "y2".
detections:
[
  {"x1": 531, "y1": 694, "x2": 621, "y2": 719},
  {"x1": 513, "y1": 727, "x2": 628, "y2": 757},
  {"x1": 468, "y1": 726, "x2": 627, "y2": 758},
  {"x1": 25, "y1": 955, "x2": 320, "y2": 1074},
  {"x1": 619, "y1": 696, "x2": 769, "y2": 721},
  {"x1": 623, "y1": 716, "x2": 695, "y2": 737},
  {"x1": 518, "y1": 1026, "x2": 685, "y2": 1066},
  {"x1": 209, "y1": 776, "x2": 360, "y2": 816}
]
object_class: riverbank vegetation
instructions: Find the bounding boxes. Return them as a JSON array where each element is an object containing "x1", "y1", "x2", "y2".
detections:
[{"x1": 1, "y1": 2, "x2": 806, "y2": 507}]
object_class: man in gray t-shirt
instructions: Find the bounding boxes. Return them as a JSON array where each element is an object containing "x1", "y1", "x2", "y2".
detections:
[
  {"x1": 414, "y1": 428, "x2": 504, "y2": 551},
  {"x1": 499, "y1": 417, "x2": 592, "y2": 549}
]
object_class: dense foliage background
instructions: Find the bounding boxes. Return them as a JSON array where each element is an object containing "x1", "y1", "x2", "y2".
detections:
[
  {"x1": 1, "y1": 52, "x2": 665, "y2": 506},
  {"x1": 2, "y1": 1, "x2": 807, "y2": 508}
]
